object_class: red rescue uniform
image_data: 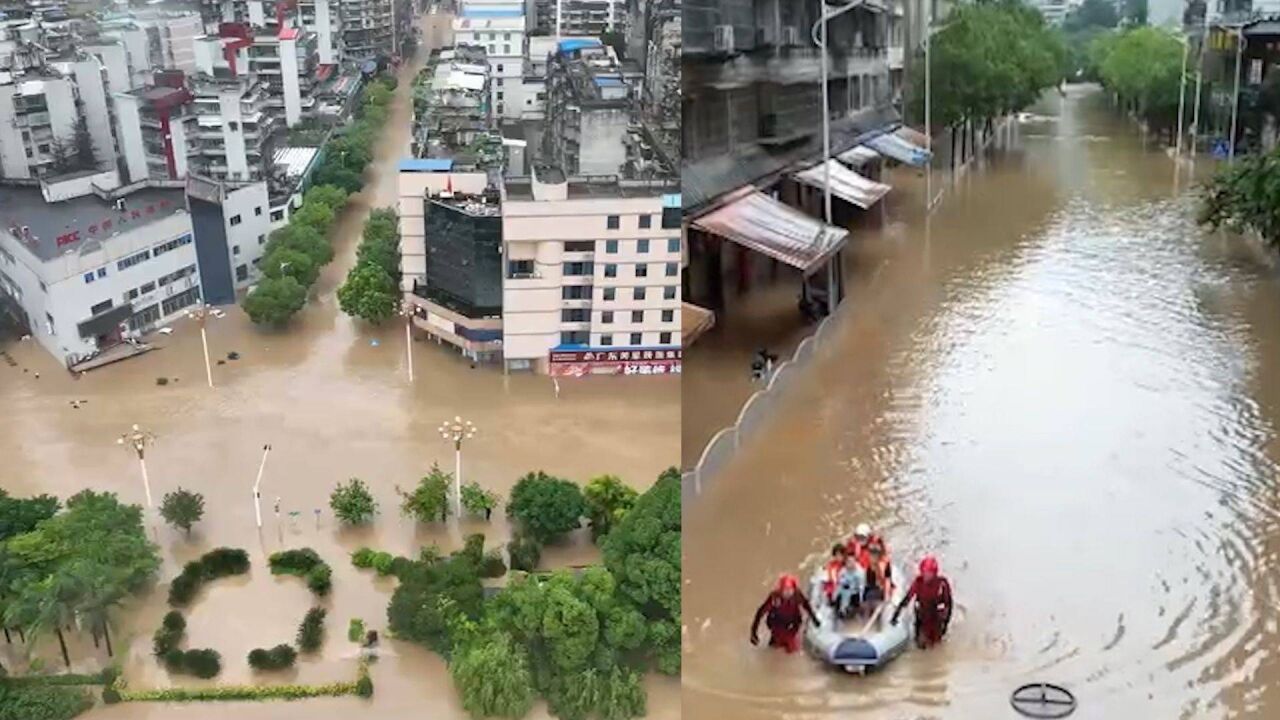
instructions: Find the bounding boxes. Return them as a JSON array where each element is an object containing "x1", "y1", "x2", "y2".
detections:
[
  {"x1": 750, "y1": 578, "x2": 818, "y2": 653},
  {"x1": 896, "y1": 571, "x2": 953, "y2": 648}
]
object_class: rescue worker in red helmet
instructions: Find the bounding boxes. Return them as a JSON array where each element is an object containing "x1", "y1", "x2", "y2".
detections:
[
  {"x1": 891, "y1": 555, "x2": 953, "y2": 648},
  {"x1": 750, "y1": 574, "x2": 820, "y2": 653}
]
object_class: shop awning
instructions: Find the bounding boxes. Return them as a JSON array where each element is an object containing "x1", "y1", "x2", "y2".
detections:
[
  {"x1": 691, "y1": 189, "x2": 849, "y2": 275},
  {"x1": 865, "y1": 129, "x2": 931, "y2": 167},
  {"x1": 682, "y1": 302, "x2": 716, "y2": 347},
  {"x1": 838, "y1": 145, "x2": 881, "y2": 167},
  {"x1": 793, "y1": 159, "x2": 891, "y2": 210}
]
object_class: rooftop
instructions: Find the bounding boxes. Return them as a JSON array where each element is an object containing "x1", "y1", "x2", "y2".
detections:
[
  {"x1": 549, "y1": 45, "x2": 629, "y2": 107},
  {"x1": 0, "y1": 186, "x2": 187, "y2": 262},
  {"x1": 504, "y1": 174, "x2": 678, "y2": 202},
  {"x1": 430, "y1": 191, "x2": 501, "y2": 217}
]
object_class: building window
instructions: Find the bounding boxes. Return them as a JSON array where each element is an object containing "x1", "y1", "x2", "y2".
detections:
[
  {"x1": 562, "y1": 308, "x2": 588, "y2": 322},
  {"x1": 497, "y1": 64, "x2": 504, "y2": 72},
  {"x1": 140, "y1": 281, "x2": 156, "y2": 294},
  {"x1": 602, "y1": 287, "x2": 616, "y2": 301},
  {"x1": 125, "y1": 289, "x2": 139, "y2": 302},
  {"x1": 509, "y1": 260, "x2": 536, "y2": 277},
  {"x1": 639, "y1": 215, "x2": 652, "y2": 229},
  {"x1": 604, "y1": 264, "x2": 617, "y2": 278},
  {"x1": 84, "y1": 272, "x2": 96, "y2": 284},
  {"x1": 230, "y1": 214, "x2": 242, "y2": 226},
  {"x1": 637, "y1": 239, "x2": 650, "y2": 253},
  {"x1": 600, "y1": 334, "x2": 613, "y2": 346},
  {"x1": 116, "y1": 249, "x2": 152, "y2": 272},
  {"x1": 635, "y1": 264, "x2": 648, "y2": 278},
  {"x1": 604, "y1": 240, "x2": 619, "y2": 254},
  {"x1": 503, "y1": 44, "x2": 511, "y2": 54},
  {"x1": 504, "y1": 32, "x2": 511, "y2": 40},
  {"x1": 90, "y1": 299, "x2": 114, "y2": 315},
  {"x1": 255, "y1": 206, "x2": 263, "y2": 216},
  {"x1": 667, "y1": 238, "x2": 680, "y2": 253},
  {"x1": 488, "y1": 32, "x2": 495, "y2": 40},
  {"x1": 602, "y1": 311, "x2": 614, "y2": 324},
  {"x1": 497, "y1": 78, "x2": 504, "y2": 87},
  {"x1": 630, "y1": 332, "x2": 642, "y2": 346},
  {"x1": 606, "y1": 215, "x2": 620, "y2": 230},
  {"x1": 236, "y1": 264, "x2": 248, "y2": 281},
  {"x1": 97, "y1": 268, "x2": 108, "y2": 279},
  {"x1": 565, "y1": 241, "x2": 594, "y2": 252},
  {"x1": 233, "y1": 245, "x2": 241, "y2": 256},
  {"x1": 562, "y1": 285, "x2": 590, "y2": 299},
  {"x1": 662, "y1": 309, "x2": 674, "y2": 323},
  {"x1": 498, "y1": 103, "x2": 505, "y2": 114},
  {"x1": 665, "y1": 262, "x2": 678, "y2": 277},
  {"x1": 561, "y1": 330, "x2": 589, "y2": 344},
  {"x1": 662, "y1": 207, "x2": 680, "y2": 228},
  {"x1": 660, "y1": 331, "x2": 672, "y2": 344},
  {"x1": 497, "y1": 91, "x2": 504, "y2": 100},
  {"x1": 633, "y1": 287, "x2": 646, "y2": 301},
  {"x1": 664, "y1": 286, "x2": 677, "y2": 300},
  {"x1": 563, "y1": 261, "x2": 593, "y2": 276},
  {"x1": 271, "y1": 210, "x2": 284, "y2": 222},
  {"x1": 631, "y1": 310, "x2": 643, "y2": 323},
  {"x1": 259, "y1": 234, "x2": 266, "y2": 245}
]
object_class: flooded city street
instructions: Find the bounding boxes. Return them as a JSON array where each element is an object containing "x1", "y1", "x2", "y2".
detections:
[
  {"x1": 684, "y1": 84, "x2": 1280, "y2": 719},
  {"x1": 0, "y1": 15, "x2": 678, "y2": 718}
]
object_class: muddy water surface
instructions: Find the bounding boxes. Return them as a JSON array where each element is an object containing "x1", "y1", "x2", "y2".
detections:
[
  {"x1": 0, "y1": 14, "x2": 679, "y2": 718},
  {"x1": 684, "y1": 86, "x2": 1280, "y2": 719}
]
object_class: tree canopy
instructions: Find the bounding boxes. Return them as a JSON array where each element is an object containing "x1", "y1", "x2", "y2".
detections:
[
  {"x1": 507, "y1": 472, "x2": 586, "y2": 544},
  {"x1": 330, "y1": 478, "x2": 378, "y2": 524},
  {"x1": 1200, "y1": 148, "x2": 1280, "y2": 250},
  {"x1": 159, "y1": 488, "x2": 205, "y2": 536},
  {"x1": 243, "y1": 276, "x2": 308, "y2": 327},
  {"x1": 1095, "y1": 27, "x2": 1185, "y2": 137},
  {"x1": 336, "y1": 263, "x2": 399, "y2": 325},
  {"x1": 398, "y1": 465, "x2": 452, "y2": 524}
]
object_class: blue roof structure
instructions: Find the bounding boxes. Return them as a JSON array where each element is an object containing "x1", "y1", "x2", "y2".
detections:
[
  {"x1": 558, "y1": 38, "x2": 602, "y2": 53},
  {"x1": 594, "y1": 77, "x2": 624, "y2": 87},
  {"x1": 461, "y1": 7, "x2": 523, "y2": 17},
  {"x1": 398, "y1": 158, "x2": 455, "y2": 172}
]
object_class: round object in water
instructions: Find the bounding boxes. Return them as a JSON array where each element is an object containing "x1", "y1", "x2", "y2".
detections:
[{"x1": 1010, "y1": 683, "x2": 1076, "y2": 718}]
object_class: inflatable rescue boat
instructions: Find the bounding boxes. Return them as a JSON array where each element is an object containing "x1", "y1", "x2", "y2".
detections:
[{"x1": 804, "y1": 567, "x2": 911, "y2": 673}]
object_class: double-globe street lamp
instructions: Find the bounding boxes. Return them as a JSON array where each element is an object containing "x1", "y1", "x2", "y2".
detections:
[
  {"x1": 187, "y1": 302, "x2": 214, "y2": 389},
  {"x1": 439, "y1": 416, "x2": 477, "y2": 519}
]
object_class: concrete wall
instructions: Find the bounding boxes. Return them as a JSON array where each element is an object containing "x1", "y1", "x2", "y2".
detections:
[
  {"x1": 0, "y1": 85, "x2": 29, "y2": 179},
  {"x1": 219, "y1": 90, "x2": 250, "y2": 180},
  {"x1": 113, "y1": 92, "x2": 149, "y2": 184},
  {"x1": 85, "y1": 42, "x2": 133, "y2": 96},
  {"x1": 70, "y1": 58, "x2": 117, "y2": 171},
  {"x1": 223, "y1": 181, "x2": 272, "y2": 288},
  {"x1": 280, "y1": 36, "x2": 302, "y2": 127},
  {"x1": 579, "y1": 107, "x2": 630, "y2": 175}
]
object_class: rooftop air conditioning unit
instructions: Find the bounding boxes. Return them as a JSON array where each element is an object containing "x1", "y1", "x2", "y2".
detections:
[
  {"x1": 781, "y1": 25, "x2": 799, "y2": 46},
  {"x1": 713, "y1": 25, "x2": 734, "y2": 54}
]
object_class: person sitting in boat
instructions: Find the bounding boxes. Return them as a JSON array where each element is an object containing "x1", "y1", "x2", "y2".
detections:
[
  {"x1": 862, "y1": 544, "x2": 894, "y2": 607},
  {"x1": 822, "y1": 544, "x2": 847, "y2": 601},
  {"x1": 846, "y1": 524, "x2": 890, "y2": 569},
  {"x1": 750, "y1": 574, "x2": 820, "y2": 653},
  {"x1": 833, "y1": 551, "x2": 867, "y2": 618},
  {"x1": 891, "y1": 555, "x2": 953, "y2": 649}
]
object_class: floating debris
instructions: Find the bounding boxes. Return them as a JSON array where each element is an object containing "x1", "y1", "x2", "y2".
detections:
[
  {"x1": 228, "y1": 351, "x2": 241, "y2": 361},
  {"x1": 156, "y1": 377, "x2": 169, "y2": 386}
]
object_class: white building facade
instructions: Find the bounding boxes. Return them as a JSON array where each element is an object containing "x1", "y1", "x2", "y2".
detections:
[{"x1": 453, "y1": 2, "x2": 526, "y2": 121}]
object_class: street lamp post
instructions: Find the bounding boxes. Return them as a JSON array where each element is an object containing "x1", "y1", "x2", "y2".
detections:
[
  {"x1": 116, "y1": 424, "x2": 156, "y2": 514},
  {"x1": 187, "y1": 303, "x2": 213, "y2": 389},
  {"x1": 400, "y1": 305, "x2": 415, "y2": 384},
  {"x1": 1229, "y1": 28, "x2": 1245, "y2": 163},
  {"x1": 439, "y1": 416, "x2": 477, "y2": 518},
  {"x1": 253, "y1": 444, "x2": 272, "y2": 529}
]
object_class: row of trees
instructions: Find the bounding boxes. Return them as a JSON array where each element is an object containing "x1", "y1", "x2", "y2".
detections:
[
  {"x1": 337, "y1": 208, "x2": 402, "y2": 325},
  {"x1": 328, "y1": 469, "x2": 499, "y2": 526},
  {"x1": 0, "y1": 491, "x2": 160, "y2": 670},
  {"x1": 1200, "y1": 146, "x2": 1280, "y2": 250},
  {"x1": 242, "y1": 74, "x2": 399, "y2": 327},
  {"x1": 909, "y1": 0, "x2": 1065, "y2": 167},
  {"x1": 1090, "y1": 27, "x2": 1186, "y2": 143},
  {"x1": 386, "y1": 470, "x2": 680, "y2": 720}
]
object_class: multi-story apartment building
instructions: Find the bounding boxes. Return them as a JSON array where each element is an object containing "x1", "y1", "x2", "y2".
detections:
[
  {"x1": 113, "y1": 75, "x2": 198, "y2": 183},
  {"x1": 543, "y1": 41, "x2": 631, "y2": 175},
  {"x1": 500, "y1": 166, "x2": 682, "y2": 376},
  {"x1": 340, "y1": 0, "x2": 395, "y2": 58},
  {"x1": 533, "y1": 0, "x2": 629, "y2": 36},
  {"x1": 411, "y1": 45, "x2": 497, "y2": 161},
  {"x1": 453, "y1": 1, "x2": 525, "y2": 120},
  {"x1": 0, "y1": 71, "x2": 79, "y2": 180}
]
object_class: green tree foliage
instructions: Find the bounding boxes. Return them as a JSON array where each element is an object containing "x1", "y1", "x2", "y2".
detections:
[
  {"x1": 159, "y1": 488, "x2": 204, "y2": 536},
  {"x1": 583, "y1": 476, "x2": 638, "y2": 542},
  {"x1": 355, "y1": 208, "x2": 401, "y2": 280},
  {"x1": 397, "y1": 465, "x2": 451, "y2": 523},
  {"x1": 1064, "y1": 0, "x2": 1118, "y2": 32},
  {"x1": 0, "y1": 490, "x2": 58, "y2": 541},
  {"x1": 602, "y1": 469, "x2": 681, "y2": 674},
  {"x1": 1096, "y1": 27, "x2": 1185, "y2": 139},
  {"x1": 297, "y1": 607, "x2": 326, "y2": 652},
  {"x1": 450, "y1": 631, "x2": 536, "y2": 719},
  {"x1": 546, "y1": 665, "x2": 646, "y2": 720},
  {"x1": 330, "y1": 478, "x2": 378, "y2": 524},
  {"x1": 337, "y1": 263, "x2": 398, "y2": 325},
  {"x1": 248, "y1": 644, "x2": 297, "y2": 670},
  {"x1": 304, "y1": 184, "x2": 349, "y2": 213},
  {"x1": 291, "y1": 201, "x2": 336, "y2": 236},
  {"x1": 1200, "y1": 149, "x2": 1280, "y2": 250},
  {"x1": 266, "y1": 224, "x2": 333, "y2": 266},
  {"x1": 261, "y1": 247, "x2": 320, "y2": 288},
  {"x1": 507, "y1": 534, "x2": 542, "y2": 572},
  {"x1": 506, "y1": 472, "x2": 586, "y2": 543},
  {"x1": 1122, "y1": 0, "x2": 1148, "y2": 26},
  {"x1": 460, "y1": 482, "x2": 498, "y2": 519},
  {"x1": 0, "y1": 683, "x2": 92, "y2": 720},
  {"x1": 387, "y1": 550, "x2": 484, "y2": 654},
  {"x1": 243, "y1": 276, "x2": 307, "y2": 327},
  {"x1": 168, "y1": 548, "x2": 249, "y2": 605}
]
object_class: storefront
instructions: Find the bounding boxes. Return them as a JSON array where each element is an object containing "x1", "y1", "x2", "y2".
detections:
[{"x1": 548, "y1": 348, "x2": 683, "y2": 378}]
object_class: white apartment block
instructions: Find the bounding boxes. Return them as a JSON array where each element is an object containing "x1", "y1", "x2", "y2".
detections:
[
  {"x1": 0, "y1": 73, "x2": 78, "y2": 180},
  {"x1": 501, "y1": 169, "x2": 682, "y2": 376},
  {"x1": 453, "y1": 2, "x2": 525, "y2": 121}
]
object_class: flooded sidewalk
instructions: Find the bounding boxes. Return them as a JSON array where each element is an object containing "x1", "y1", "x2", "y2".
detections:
[{"x1": 684, "y1": 85, "x2": 1280, "y2": 719}]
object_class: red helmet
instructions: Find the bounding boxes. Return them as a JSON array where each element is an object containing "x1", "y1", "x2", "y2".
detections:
[
  {"x1": 777, "y1": 574, "x2": 799, "y2": 591},
  {"x1": 919, "y1": 555, "x2": 939, "y2": 576}
]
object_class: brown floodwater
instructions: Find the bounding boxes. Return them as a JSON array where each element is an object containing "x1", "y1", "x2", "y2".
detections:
[
  {"x1": 684, "y1": 85, "x2": 1280, "y2": 719},
  {"x1": 0, "y1": 13, "x2": 679, "y2": 718}
]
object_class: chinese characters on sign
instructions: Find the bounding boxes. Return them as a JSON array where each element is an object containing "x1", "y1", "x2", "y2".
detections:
[{"x1": 548, "y1": 349, "x2": 682, "y2": 378}]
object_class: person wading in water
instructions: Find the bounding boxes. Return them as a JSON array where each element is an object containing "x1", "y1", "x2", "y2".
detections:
[
  {"x1": 750, "y1": 574, "x2": 820, "y2": 653},
  {"x1": 891, "y1": 555, "x2": 953, "y2": 648}
]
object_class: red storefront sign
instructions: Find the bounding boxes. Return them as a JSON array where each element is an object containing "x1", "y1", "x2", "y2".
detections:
[{"x1": 549, "y1": 349, "x2": 682, "y2": 378}]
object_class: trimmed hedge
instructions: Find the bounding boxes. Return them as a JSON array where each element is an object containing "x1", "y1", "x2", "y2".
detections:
[
  {"x1": 116, "y1": 680, "x2": 359, "y2": 702},
  {"x1": 269, "y1": 548, "x2": 332, "y2": 597},
  {"x1": 0, "y1": 671, "x2": 109, "y2": 687},
  {"x1": 351, "y1": 547, "x2": 377, "y2": 568},
  {"x1": 247, "y1": 644, "x2": 297, "y2": 671},
  {"x1": 297, "y1": 607, "x2": 326, "y2": 653},
  {"x1": 168, "y1": 548, "x2": 250, "y2": 606}
]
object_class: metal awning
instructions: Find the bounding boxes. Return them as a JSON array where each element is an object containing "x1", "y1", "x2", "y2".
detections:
[
  {"x1": 866, "y1": 129, "x2": 931, "y2": 167},
  {"x1": 838, "y1": 145, "x2": 881, "y2": 167},
  {"x1": 682, "y1": 302, "x2": 716, "y2": 347},
  {"x1": 77, "y1": 303, "x2": 133, "y2": 339},
  {"x1": 793, "y1": 159, "x2": 891, "y2": 209},
  {"x1": 691, "y1": 189, "x2": 849, "y2": 275}
]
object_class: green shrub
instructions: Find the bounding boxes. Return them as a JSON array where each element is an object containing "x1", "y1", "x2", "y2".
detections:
[
  {"x1": 162, "y1": 648, "x2": 184, "y2": 671},
  {"x1": 153, "y1": 624, "x2": 182, "y2": 657},
  {"x1": 461, "y1": 533, "x2": 486, "y2": 566},
  {"x1": 118, "y1": 679, "x2": 360, "y2": 702},
  {"x1": 268, "y1": 548, "x2": 322, "y2": 575},
  {"x1": 101, "y1": 685, "x2": 121, "y2": 704},
  {"x1": 306, "y1": 564, "x2": 333, "y2": 596},
  {"x1": 161, "y1": 610, "x2": 186, "y2": 632},
  {"x1": 460, "y1": 481, "x2": 498, "y2": 519},
  {"x1": 507, "y1": 535, "x2": 541, "y2": 572},
  {"x1": 389, "y1": 555, "x2": 414, "y2": 579},
  {"x1": 182, "y1": 649, "x2": 221, "y2": 679},
  {"x1": 199, "y1": 548, "x2": 250, "y2": 577},
  {"x1": 0, "y1": 683, "x2": 92, "y2": 720},
  {"x1": 348, "y1": 618, "x2": 366, "y2": 643},
  {"x1": 372, "y1": 551, "x2": 395, "y2": 576},
  {"x1": 297, "y1": 607, "x2": 326, "y2": 653},
  {"x1": 247, "y1": 644, "x2": 296, "y2": 671},
  {"x1": 506, "y1": 472, "x2": 586, "y2": 543},
  {"x1": 167, "y1": 570, "x2": 200, "y2": 606},
  {"x1": 355, "y1": 663, "x2": 373, "y2": 698},
  {"x1": 351, "y1": 547, "x2": 377, "y2": 568},
  {"x1": 479, "y1": 551, "x2": 507, "y2": 579},
  {"x1": 0, "y1": 672, "x2": 110, "y2": 687}
]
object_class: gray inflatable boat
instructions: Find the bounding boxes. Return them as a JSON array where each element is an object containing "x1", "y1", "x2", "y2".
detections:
[{"x1": 804, "y1": 567, "x2": 911, "y2": 673}]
